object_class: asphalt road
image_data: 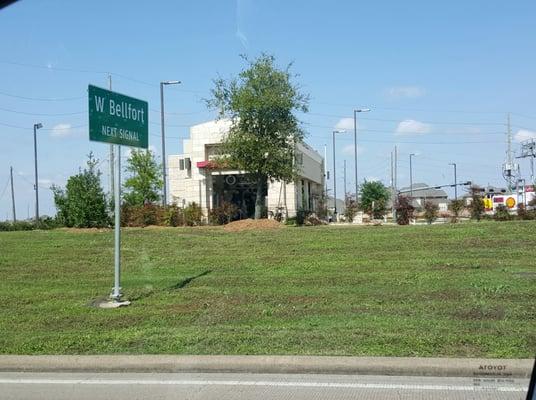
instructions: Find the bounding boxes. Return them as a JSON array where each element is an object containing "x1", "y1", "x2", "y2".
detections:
[{"x1": 0, "y1": 372, "x2": 529, "y2": 400}]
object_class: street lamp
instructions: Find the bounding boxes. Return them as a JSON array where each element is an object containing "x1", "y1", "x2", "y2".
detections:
[
  {"x1": 409, "y1": 153, "x2": 416, "y2": 199},
  {"x1": 449, "y1": 162, "x2": 457, "y2": 200},
  {"x1": 353, "y1": 108, "x2": 371, "y2": 202},
  {"x1": 33, "y1": 123, "x2": 43, "y2": 222},
  {"x1": 332, "y1": 129, "x2": 346, "y2": 218},
  {"x1": 160, "y1": 80, "x2": 181, "y2": 206}
]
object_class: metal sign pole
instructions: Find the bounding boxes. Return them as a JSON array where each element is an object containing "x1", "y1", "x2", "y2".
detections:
[{"x1": 112, "y1": 144, "x2": 122, "y2": 301}]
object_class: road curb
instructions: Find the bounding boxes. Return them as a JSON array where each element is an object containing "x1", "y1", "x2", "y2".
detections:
[{"x1": 0, "y1": 355, "x2": 532, "y2": 378}]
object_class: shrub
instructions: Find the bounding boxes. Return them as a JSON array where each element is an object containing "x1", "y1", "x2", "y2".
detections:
[
  {"x1": 494, "y1": 204, "x2": 512, "y2": 221},
  {"x1": 52, "y1": 153, "x2": 110, "y2": 228},
  {"x1": 516, "y1": 204, "x2": 535, "y2": 220},
  {"x1": 449, "y1": 199, "x2": 465, "y2": 223},
  {"x1": 467, "y1": 187, "x2": 486, "y2": 221},
  {"x1": 184, "y1": 202, "x2": 203, "y2": 226},
  {"x1": 209, "y1": 202, "x2": 239, "y2": 225},
  {"x1": 164, "y1": 205, "x2": 185, "y2": 227},
  {"x1": 0, "y1": 217, "x2": 59, "y2": 231},
  {"x1": 395, "y1": 195, "x2": 414, "y2": 225},
  {"x1": 423, "y1": 201, "x2": 439, "y2": 224},
  {"x1": 121, "y1": 204, "x2": 159, "y2": 227},
  {"x1": 344, "y1": 194, "x2": 358, "y2": 223}
]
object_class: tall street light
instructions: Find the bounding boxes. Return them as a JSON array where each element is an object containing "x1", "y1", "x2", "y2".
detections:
[
  {"x1": 160, "y1": 80, "x2": 181, "y2": 206},
  {"x1": 449, "y1": 162, "x2": 458, "y2": 200},
  {"x1": 409, "y1": 153, "x2": 416, "y2": 199},
  {"x1": 353, "y1": 108, "x2": 371, "y2": 202},
  {"x1": 33, "y1": 123, "x2": 43, "y2": 222},
  {"x1": 332, "y1": 129, "x2": 346, "y2": 217}
]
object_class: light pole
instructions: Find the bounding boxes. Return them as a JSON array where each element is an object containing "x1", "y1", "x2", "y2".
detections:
[
  {"x1": 449, "y1": 162, "x2": 457, "y2": 200},
  {"x1": 160, "y1": 80, "x2": 181, "y2": 206},
  {"x1": 409, "y1": 153, "x2": 415, "y2": 199},
  {"x1": 332, "y1": 129, "x2": 346, "y2": 218},
  {"x1": 353, "y1": 108, "x2": 370, "y2": 202},
  {"x1": 33, "y1": 123, "x2": 43, "y2": 222}
]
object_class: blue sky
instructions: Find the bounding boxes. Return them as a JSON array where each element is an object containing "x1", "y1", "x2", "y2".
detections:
[{"x1": 0, "y1": 0, "x2": 535, "y2": 219}]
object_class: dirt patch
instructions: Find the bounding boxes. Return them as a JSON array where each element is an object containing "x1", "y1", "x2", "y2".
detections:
[{"x1": 223, "y1": 218, "x2": 282, "y2": 232}]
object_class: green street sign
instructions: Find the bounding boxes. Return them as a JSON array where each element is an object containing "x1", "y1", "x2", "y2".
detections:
[{"x1": 88, "y1": 85, "x2": 148, "y2": 148}]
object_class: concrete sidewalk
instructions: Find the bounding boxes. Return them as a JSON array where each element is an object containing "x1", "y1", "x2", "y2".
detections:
[{"x1": 0, "y1": 355, "x2": 532, "y2": 378}]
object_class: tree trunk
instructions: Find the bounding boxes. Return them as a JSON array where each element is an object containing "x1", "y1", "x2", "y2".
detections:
[{"x1": 254, "y1": 176, "x2": 266, "y2": 219}]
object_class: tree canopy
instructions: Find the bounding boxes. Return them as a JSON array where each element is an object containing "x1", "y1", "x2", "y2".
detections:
[
  {"x1": 360, "y1": 181, "x2": 390, "y2": 218},
  {"x1": 123, "y1": 149, "x2": 163, "y2": 206},
  {"x1": 206, "y1": 54, "x2": 309, "y2": 218}
]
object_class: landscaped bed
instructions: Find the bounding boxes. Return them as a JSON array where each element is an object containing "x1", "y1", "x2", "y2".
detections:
[{"x1": 0, "y1": 221, "x2": 534, "y2": 357}]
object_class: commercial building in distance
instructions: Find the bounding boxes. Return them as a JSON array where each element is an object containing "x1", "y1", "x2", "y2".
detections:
[{"x1": 168, "y1": 119, "x2": 324, "y2": 219}]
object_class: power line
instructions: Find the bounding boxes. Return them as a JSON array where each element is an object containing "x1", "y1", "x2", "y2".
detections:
[
  {"x1": 0, "y1": 106, "x2": 86, "y2": 116},
  {"x1": 306, "y1": 112, "x2": 505, "y2": 126},
  {"x1": 0, "y1": 90, "x2": 85, "y2": 102}
]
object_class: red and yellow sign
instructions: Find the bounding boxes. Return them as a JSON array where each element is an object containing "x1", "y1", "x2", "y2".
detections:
[{"x1": 505, "y1": 197, "x2": 516, "y2": 208}]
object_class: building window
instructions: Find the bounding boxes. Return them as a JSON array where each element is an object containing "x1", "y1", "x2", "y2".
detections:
[{"x1": 179, "y1": 159, "x2": 185, "y2": 170}]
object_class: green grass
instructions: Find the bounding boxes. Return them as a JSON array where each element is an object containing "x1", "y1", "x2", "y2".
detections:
[{"x1": 0, "y1": 221, "x2": 535, "y2": 358}]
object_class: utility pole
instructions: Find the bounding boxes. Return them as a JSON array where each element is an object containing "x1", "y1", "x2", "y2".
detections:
[
  {"x1": 449, "y1": 163, "x2": 457, "y2": 200},
  {"x1": 10, "y1": 166, "x2": 16, "y2": 222},
  {"x1": 343, "y1": 159, "x2": 347, "y2": 200},
  {"x1": 332, "y1": 130, "x2": 346, "y2": 217},
  {"x1": 390, "y1": 151, "x2": 394, "y2": 219},
  {"x1": 353, "y1": 108, "x2": 371, "y2": 202},
  {"x1": 160, "y1": 80, "x2": 181, "y2": 206},
  {"x1": 409, "y1": 153, "x2": 415, "y2": 199},
  {"x1": 108, "y1": 75, "x2": 114, "y2": 202},
  {"x1": 324, "y1": 144, "x2": 328, "y2": 197},
  {"x1": 33, "y1": 123, "x2": 43, "y2": 222}
]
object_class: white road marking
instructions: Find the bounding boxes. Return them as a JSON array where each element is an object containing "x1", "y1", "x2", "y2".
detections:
[{"x1": 0, "y1": 378, "x2": 527, "y2": 392}]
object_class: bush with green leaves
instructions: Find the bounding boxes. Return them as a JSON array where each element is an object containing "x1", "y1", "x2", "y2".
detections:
[
  {"x1": 184, "y1": 202, "x2": 203, "y2": 226},
  {"x1": 395, "y1": 195, "x2": 414, "y2": 225},
  {"x1": 360, "y1": 181, "x2": 390, "y2": 218},
  {"x1": 209, "y1": 202, "x2": 239, "y2": 225},
  {"x1": 494, "y1": 204, "x2": 512, "y2": 221},
  {"x1": 423, "y1": 201, "x2": 439, "y2": 224},
  {"x1": 448, "y1": 199, "x2": 465, "y2": 223},
  {"x1": 52, "y1": 153, "x2": 110, "y2": 228}
]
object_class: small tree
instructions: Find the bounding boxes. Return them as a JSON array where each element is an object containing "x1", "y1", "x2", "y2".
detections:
[
  {"x1": 449, "y1": 199, "x2": 465, "y2": 223},
  {"x1": 206, "y1": 54, "x2": 309, "y2": 219},
  {"x1": 344, "y1": 193, "x2": 358, "y2": 223},
  {"x1": 467, "y1": 187, "x2": 485, "y2": 221},
  {"x1": 395, "y1": 195, "x2": 414, "y2": 225},
  {"x1": 360, "y1": 181, "x2": 390, "y2": 218},
  {"x1": 52, "y1": 153, "x2": 109, "y2": 228},
  {"x1": 123, "y1": 149, "x2": 163, "y2": 206},
  {"x1": 423, "y1": 201, "x2": 439, "y2": 224}
]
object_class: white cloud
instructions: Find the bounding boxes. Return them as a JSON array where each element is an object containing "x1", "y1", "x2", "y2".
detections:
[
  {"x1": 395, "y1": 119, "x2": 432, "y2": 135},
  {"x1": 50, "y1": 123, "x2": 72, "y2": 137},
  {"x1": 514, "y1": 129, "x2": 536, "y2": 143},
  {"x1": 341, "y1": 144, "x2": 363, "y2": 156},
  {"x1": 334, "y1": 118, "x2": 355, "y2": 131},
  {"x1": 386, "y1": 86, "x2": 426, "y2": 99}
]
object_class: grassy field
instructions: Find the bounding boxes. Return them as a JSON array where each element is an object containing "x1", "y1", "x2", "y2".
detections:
[{"x1": 0, "y1": 221, "x2": 535, "y2": 358}]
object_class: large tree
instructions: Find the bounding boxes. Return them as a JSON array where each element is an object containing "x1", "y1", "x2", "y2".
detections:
[
  {"x1": 207, "y1": 54, "x2": 309, "y2": 219},
  {"x1": 52, "y1": 153, "x2": 109, "y2": 228},
  {"x1": 123, "y1": 149, "x2": 163, "y2": 206}
]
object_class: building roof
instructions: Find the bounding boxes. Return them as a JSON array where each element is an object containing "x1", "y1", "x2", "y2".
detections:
[{"x1": 398, "y1": 183, "x2": 448, "y2": 199}]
